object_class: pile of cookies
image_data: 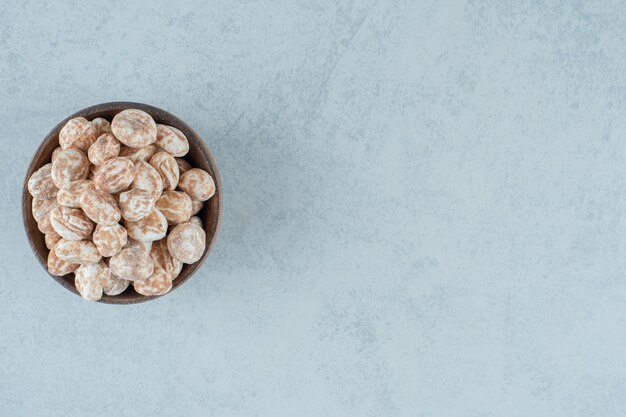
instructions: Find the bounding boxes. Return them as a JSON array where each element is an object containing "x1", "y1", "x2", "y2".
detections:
[{"x1": 27, "y1": 109, "x2": 215, "y2": 301}]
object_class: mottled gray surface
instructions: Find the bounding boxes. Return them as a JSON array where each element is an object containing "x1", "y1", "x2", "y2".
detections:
[{"x1": 2, "y1": 0, "x2": 626, "y2": 415}]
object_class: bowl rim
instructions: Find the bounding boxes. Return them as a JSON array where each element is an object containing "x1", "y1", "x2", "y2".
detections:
[{"x1": 22, "y1": 101, "x2": 222, "y2": 304}]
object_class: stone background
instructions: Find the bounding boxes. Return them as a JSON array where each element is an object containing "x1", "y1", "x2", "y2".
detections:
[{"x1": 2, "y1": 1, "x2": 626, "y2": 415}]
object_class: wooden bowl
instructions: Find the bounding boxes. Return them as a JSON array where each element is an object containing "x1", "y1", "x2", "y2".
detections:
[{"x1": 22, "y1": 102, "x2": 222, "y2": 304}]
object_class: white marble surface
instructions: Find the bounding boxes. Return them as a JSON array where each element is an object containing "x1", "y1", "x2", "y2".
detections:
[{"x1": 2, "y1": 1, "x2": 626, "y2": 415}]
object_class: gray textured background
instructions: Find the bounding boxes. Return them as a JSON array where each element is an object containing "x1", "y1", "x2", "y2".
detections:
[{"x1": 2, "y1": 1, "x2": 626, "y2": 416}]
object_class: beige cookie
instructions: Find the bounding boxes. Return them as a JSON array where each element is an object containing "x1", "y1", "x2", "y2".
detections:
[
  {"x1": 49, "y1": 206, "x2": 93, "y2": 240},
  {"x1": 175, "y1": 157, "x2": 192, "y2": 174},
  {"x1": 111, "y1": 109, "x2": 157, "y2": 148},
  {"x1": 150, "y1": 238, "x2": 183, "y2": 280},
  {"x1": 56, "y1": 180, "x2": 95, "y2": 208},
  {"x1": 88, "y1": 133, "x2": 120, "y2": 166},
  {"x1": 186, "y1": 216, "x2": 202, "y2": 228},
  {"x1": 55, "y1": 239, "x2": 102, "y2": 264},
  {"x1": 51, "y1": 148, "x2": 90, "y2": 189},
  {"x1": 47, "y1": 246, "x2": 79, "y2": 276},
  {"x1": 123, "y1": 238, "x2": 152, "y2": 253},
  {"x1": 119, "y1": 189, "x2": 155, "y2": 222},
  {"x1": 51, "y1": 147, "x2": 62, "y2": 164},
  {"x1": 167, "y1": 222, "x2": 206, "y2": 263},
  {"x1": 109, "y1": 247, "x2": 154, "y2": 281},
  {"x1": 37, "y1": 208, "x2": 57, "y2": 234},
  {"x1": 32, "y1": 196, "x2": 57, "y2": 222},
  {"x1": 44, "y1": 231, "x2": 62, "y2": 250},
  {"x1": 80, "y1": 189, "x2": 121, "y2": 226},
  {"x1": 94, "y1": 157, "x2": 135, "y2": 193},
  {"x1": 119, "y1": 144, "x2": 160, "y2": 164},
  {"x1": 28, "y1": 163, "x2": 59, "y2": 198},
  {"x1": 103, "y1": 273, "x2": 130, "y2": 296},
  {"x1": 149, "y1": 151, "x2": 179, "y2": 191},
  {"x1": 31, "y1": 187, "x2": 58, "y2": 235},
  {"x1": 190, "y1": 200, "x2": 203, "y2": 216},
  {"x1": 155, "y1": 191, "x2": 192, "y2": 225},
  {"x1": 59, "y1": 117, "x2": 97, "y2": 152},
  {"x1": 93, "y1": 223, "x2": 128, "y2": 257},
  {"x1": 125, "y1": 208, "x2": 168, "y2": 242},
  {"x1": 178, "y1": 168, "x2": 215, "y2": 202},
  {"x1": 75, "y1": 261, "x2": 110, "y2": 301},
  {"x1": 155, "y1": 124, "x2": 189, "y2": 157},
  {"x1": 91, "y1": 117, "x2": 111, "y2": 136},
  {"x1": 131, "y1": 161, "x2": 163, "y2": 200},
  {"x1": 133, "y1": 267, "x2": 173, "y2": 296},
  {"x1": 172, "y1": 263, "x2": 184, "y2": 280}
]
